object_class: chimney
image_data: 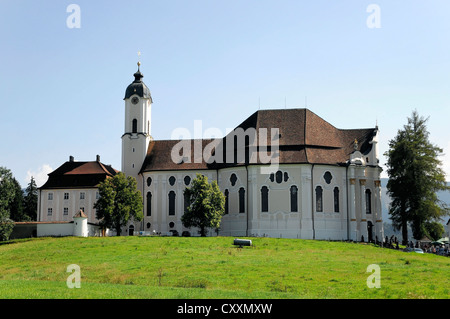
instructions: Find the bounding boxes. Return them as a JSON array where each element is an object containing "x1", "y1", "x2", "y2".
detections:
[
  {"x1": 96, "y1": 155, "x2": 100, "y2": 162},
  {"x1": 69, "y1": 156, "x2": 74, "y2": 162}
]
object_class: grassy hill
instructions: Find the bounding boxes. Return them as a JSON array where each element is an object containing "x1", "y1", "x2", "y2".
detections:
[{"x1": 0, "y1": 236, "x2": 448, "y2": 299}]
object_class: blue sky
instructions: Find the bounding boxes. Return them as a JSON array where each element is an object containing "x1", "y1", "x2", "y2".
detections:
[{"x1": 1, "y1": 0, "x2": 450, "y2": 187}]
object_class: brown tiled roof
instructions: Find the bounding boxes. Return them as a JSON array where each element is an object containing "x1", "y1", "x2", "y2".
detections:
[
  {"x1": 74, "y1": 209, "x2": 88, "y2": 218},
  {"x1": 140, "y1": 139, "x2": 213, "y2": 172},
  {"x1": 140, "y1": 108, "x2": 377, "y2": 172},
  {"x1": 40, "y1": 160, "x2": 118, "y2": 189}
]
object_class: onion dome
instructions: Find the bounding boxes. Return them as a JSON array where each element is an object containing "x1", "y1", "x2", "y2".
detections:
[{"x1": 124, "y1": 62, "x2": 153, "y2": 102}]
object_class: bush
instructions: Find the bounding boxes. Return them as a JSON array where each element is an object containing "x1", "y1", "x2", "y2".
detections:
[{"x1": 0, "y1": 218, "x2": 15, "y2": 241}]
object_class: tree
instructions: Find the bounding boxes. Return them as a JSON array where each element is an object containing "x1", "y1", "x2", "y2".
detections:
[
  {"x1": 0, "y1": 217, "x2": 14, "y2": 241},
  {"x1": 0, "y1": 167, "x2": 16, "y2": 241},
  {"x1": 181, "y1": 174, "x2": 225, "y2": 237},
  {"x1": 23, "y1": 177, "x2": 38, "y2": 221},
  {"x1": 94, "y1": 172, "x2": 143, "y2": 236},
  {"x1": 384, "y1": 110, "x2": 449, "y2": 244},
  {"x1": 424, "y1": 221, "x2": 445, "y2": 241},
  {"x1": 10, "y1": 178, "x2": 28, "y2": 222}
]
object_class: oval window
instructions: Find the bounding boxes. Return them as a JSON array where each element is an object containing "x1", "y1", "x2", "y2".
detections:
[
  {"x1": 230, "y1": 173, "x2": 237, "y2": 186},
  {"x1": 324, "y1": 172, "x2": 332, "y2": 184},
  {"x1": 275, "y1": 170, "x2": 283, "y2": 184}
]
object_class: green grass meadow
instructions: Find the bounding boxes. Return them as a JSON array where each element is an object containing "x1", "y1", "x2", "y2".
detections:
[{"x1": 0, "y1": 236, "x2": 448, "y2": 299}]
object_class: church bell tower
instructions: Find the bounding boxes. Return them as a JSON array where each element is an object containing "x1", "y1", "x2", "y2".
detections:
[{"x1": 121, "y1": 62, "x2": 153, "y2": 181}]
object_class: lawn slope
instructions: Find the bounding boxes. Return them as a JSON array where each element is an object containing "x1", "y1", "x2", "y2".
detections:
[{"x1": 0, "y1": 236, "x2": 448, "y2": 299}]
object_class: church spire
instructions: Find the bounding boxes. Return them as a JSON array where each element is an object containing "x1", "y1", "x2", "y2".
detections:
[
  {"x1": 124, "y1": 60, "x2": 152, "y2": 101},
  {"x1": 134, "y1": 51, "x2": 143, "y2": 82},
  {"x1": 133, "y1": 61, "x2": 144, "y2": 82}
]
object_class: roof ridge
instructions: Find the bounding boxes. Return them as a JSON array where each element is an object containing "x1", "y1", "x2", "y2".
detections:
[{"x1": 97, "y1": 161, "x2": 115, "y2": 176}]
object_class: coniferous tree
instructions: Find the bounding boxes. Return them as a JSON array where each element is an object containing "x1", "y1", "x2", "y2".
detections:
[
  {"x1": 10, "y1": 178, "x2": 29, "y2": 222},
  {"x1": 384, "y1": 110, "x2": 449, "y2": 244},
  {"x1": 182, "y1": 174, "x2": 225, "y2": 237},
  {"x1": 23, "y1": 177, "x2": 38, "y2": 221}
]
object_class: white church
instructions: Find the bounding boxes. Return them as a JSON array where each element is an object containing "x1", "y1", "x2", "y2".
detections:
[{"x1": 38, "y1": 62, "x2": 384, "y2": 241}]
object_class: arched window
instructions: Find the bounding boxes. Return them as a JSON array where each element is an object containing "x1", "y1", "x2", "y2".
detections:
[
  {"x1": 239, "y1": 187, "x2": 245, "y2": 213},
  {"x1": 146, "y1": 177, "x2": 152, "y2": 187},
  {"x1": 365, "y1": 189, "x2": 372, "y2": 214},
  {"x1": 146, "y1": 192, "x2": 152, "y2": 216},
  {"x1": 224, "y1": 189, "x2": 229, "y2": 214},
  {"x1": 261, "y1": 186, "x2": 269, "y2": 212},
  {"x1": 290, "y1": 185, "x2": 298, "y2": 212},
  {"x1": 168, "y1": 191, "x2": 176, "y2": 215},
  {"x1": 334, "y1": 187, "x2": 339, "y2": 213},
  {"x1": 132, "y1": 119, "x2": 137, "y2": 133},
  {"x1": 315, "y1": 186, "x2": 323, "y2": 212},
  {"x1": 169, "y1": 176, "x2": 176, "y2": 186}
]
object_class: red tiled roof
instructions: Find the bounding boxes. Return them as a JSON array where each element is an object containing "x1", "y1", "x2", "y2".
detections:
[{"x1": 63, "y1": 161, "x2": 117, "y2": 175}]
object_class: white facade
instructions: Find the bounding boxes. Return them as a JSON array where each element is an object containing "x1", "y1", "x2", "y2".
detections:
[
  {"x1": 132, "y1": 162, "x2": 383, "y2": 241},
  {"x1": 38, "y1": 188, "x2": 100, "y2": 223}
]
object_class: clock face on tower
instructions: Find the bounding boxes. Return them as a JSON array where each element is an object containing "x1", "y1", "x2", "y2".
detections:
[{"x1": 131, "y1": 96, "x2": 139, "y2": 105}]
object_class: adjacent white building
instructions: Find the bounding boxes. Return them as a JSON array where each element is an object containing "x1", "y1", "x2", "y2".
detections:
[{"x1": 37, "y1": 155, "x2": 118, "y2": 230}]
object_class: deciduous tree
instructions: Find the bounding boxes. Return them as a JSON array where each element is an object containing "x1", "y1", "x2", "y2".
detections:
[
  {"x1": 182, "y1": 174, "x2": 225, "y2": 237},
  {"x1": 94, "y1": 172, "x2": 143, "y2": 236},
  {"x1": 0, "y1": 167, "x2": 15, "y2": 241}
]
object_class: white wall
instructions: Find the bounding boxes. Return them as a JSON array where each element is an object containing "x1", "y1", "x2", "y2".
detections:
[
  {"x1": 39, "y1": 188, "x2": 100, "y2": 224},
  {"x1": 139, "y1": 162, "x2": 383, "y2": 241},
  {"x1": 138, "y1": 170, "x2": 215, "y2": 237},
  {"x1": 37, "y1": 223, "x2": 74, "y2": 237}
]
